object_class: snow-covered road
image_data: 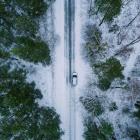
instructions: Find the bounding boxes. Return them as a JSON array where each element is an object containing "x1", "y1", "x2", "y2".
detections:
[
  {"x1": 53, "y1": 0, "x2": 76, "y2": 139},
  {"x1": 53, "y1": 0, "x2": 89, "y2": 139}
]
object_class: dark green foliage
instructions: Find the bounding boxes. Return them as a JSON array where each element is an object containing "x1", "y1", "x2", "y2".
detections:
[
  {"x1": 0, "y1": 65, "x2": 26, "y2": 93},
  {"x1": 0, "y1": 0, "x2": 52, "y2": 64},
  {"x1": 0, "y1": 106, "x2": 63, "y2": 140},
  {"x1": 84, "y1": 118, "x2": 114, "y2": 140},
  {"x1": 0, "y1": 49, "x2": 10, "y2": 59},
  {"x1": 0, "y1": 0, "x2": 62, "y2": 139},
  {"x1": 98, "y1": 78, "x2": 111, "y2": 91},
  {"x1": 12, "y1": 37, "x2": 51, "y2": 65},
  {"x1": 0, "y1": 0, "x2": 48, "y2": 18},
  {"x1": 80, "y1": 96, "x2": 104, "y2": 116},
  {"x1": 0, "y1": 0, "x2": 39, "y2": 39},
  {"x1": 15, "y1": 0, "x2": 48, "y2": 17},
  {"x1": 134, "y1": 100, "x2": 140, "y2": 119},
  {"x1": 14, "y1": 15, "x2": 37, "y2": 36},
  {"x1": 109, "y1": 102, "x2": 118, "y2": 111},
  {"x1": 99, "y1": 120, "x2": 114, "y2": 138},
  {"x1": 94, "y1": 57, "x2": 124, "y2": 90},
  {"x1": 0, "y1": 65, "x2": 63, "y2": 139},
  {"x1": 0, "y1": 28, "x2": 14, "y2": 46},
  {"x1": 94, "y1": 0, "x2": 122, "y2": 23}
]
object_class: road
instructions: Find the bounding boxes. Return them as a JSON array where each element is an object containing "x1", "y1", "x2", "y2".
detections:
[
  {"x1": 53, "y1": 0, "x2": 85, "y2": 139},
  {"x1": 65, "y1": 0, "x2": 76, "y2": 140}
]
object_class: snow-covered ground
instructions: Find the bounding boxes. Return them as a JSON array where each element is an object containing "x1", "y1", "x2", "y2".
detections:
[
  {"x1": 123, "y1": 42, "x2": 140, "y2": 78},
  {"x1": 75, "y1": 0, "x2": 92, "y2": 139},
  {"x1": 81, "y1": 0, "x2": 140, "y2": 139},
  {"x1": 53, "y1": 0, "x2": 70, "y2": 140},
  {"x1": 27, "y1": 64, "x2": 53, "y2": 106}
]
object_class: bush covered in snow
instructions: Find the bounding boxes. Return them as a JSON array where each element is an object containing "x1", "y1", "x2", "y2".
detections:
[
  {"x1": 134, "y1": 100, "x2": 140, "y2": 119},
  {"x1": 84, "y1": 24, "x2": 106, "y2": 64},
  {"x1": 80, "y1": 96, "x2": 104, "y2": 116},
  {"x1": 89, "y1": 0, "x2": 122, "y2": 25},
  {"x1": 94, "y1": 57, "x2": 124, "y2": 90},
  {"x1": 109, "y1": 102, "x2": 118, "y2": 111},
  {"x1": 82, "y1": 0, "x2": 140, "y2": 139},
  {"x1": 126, "y1": 127, "x2": 140, "y2": 140},
  {"x1": 84, "y1": 117, "x2": 114, "y2": 140}
]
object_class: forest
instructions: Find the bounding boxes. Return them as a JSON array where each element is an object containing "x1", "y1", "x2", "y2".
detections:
[
  {"x1": 81, "y1": 0, "x2": 140, "y2": 139},
  {"x1": 0, "y1": 0, "x2": 63, "y2": 139}
]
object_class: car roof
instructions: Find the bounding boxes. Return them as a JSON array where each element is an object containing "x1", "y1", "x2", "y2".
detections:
[{"x1": 73, "y1": 72, "x2": 77, "y2": 75}]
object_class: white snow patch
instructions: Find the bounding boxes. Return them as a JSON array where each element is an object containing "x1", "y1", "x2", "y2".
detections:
[
  {"x1": 27, "y1": 64, "x2": 53, "y2": 107},
  {"x1": 123, "y1": 42, "x2": 140, "y2": 78}
]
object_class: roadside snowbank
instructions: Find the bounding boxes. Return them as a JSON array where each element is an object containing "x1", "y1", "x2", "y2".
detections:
[{"x1": 75, "y1": 0, "x2": 92, "y2": 139}]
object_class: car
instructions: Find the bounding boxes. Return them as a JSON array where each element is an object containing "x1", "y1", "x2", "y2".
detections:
[{"x1": 72, "y1": 72, "x2": 78, "y2": 86}]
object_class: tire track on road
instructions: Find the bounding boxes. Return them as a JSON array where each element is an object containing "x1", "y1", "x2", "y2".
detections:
[{"x1": 65, "y1": 0, "x2": 76, "y2": 139}]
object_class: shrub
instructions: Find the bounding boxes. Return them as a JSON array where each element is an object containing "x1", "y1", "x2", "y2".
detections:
[
  {"x1": 109, "y1": 102, "x2": 118, "y2": 111},
  {"x1": 83, "y1": 118, "x2": 114, "y2": 140},
  {"x1": 122, "y1": 107, "x2": 130, "y2": 114},
  {"x1": 94, "y1": 0, "x2": 122, "y2": 23},
  {"x1": 80, "y1": 96, "x2": 104, "y2": 116},
  {"x1": 134, "y1": 100, "x2": 140, "y2": 119},
  {"x1": 94, "y1": 57, "x2": 124, "y2": 90},
  {"x1": 85, "y1": 24, "x2": 102, "y2": 47},
  {"x1": 84, "y1": 25, "x2": 106, "y2": 63},
  {"x1": 126, "y1": 127, "x2": 140, "y2": 140}
]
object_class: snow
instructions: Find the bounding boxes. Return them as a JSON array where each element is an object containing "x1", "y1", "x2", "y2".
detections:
[
  {"x1": 53, "y1": 0, "x2": 91, "y2": 139},
  {"x1": 123, "y1": 42, "x2": 140, "y2": 78},
  {"x1": 81, "y1": 0, "x2": 140, "y2": 139},
  {"x1": 75, "y1": 0, "x2": 92, "y2": 139},
  {"x1": 53, "y1": 0, "x2": 70, "y2": 140},
  {"x1": 27, "y1": 64, "x2": 53, "y2": 106}
]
